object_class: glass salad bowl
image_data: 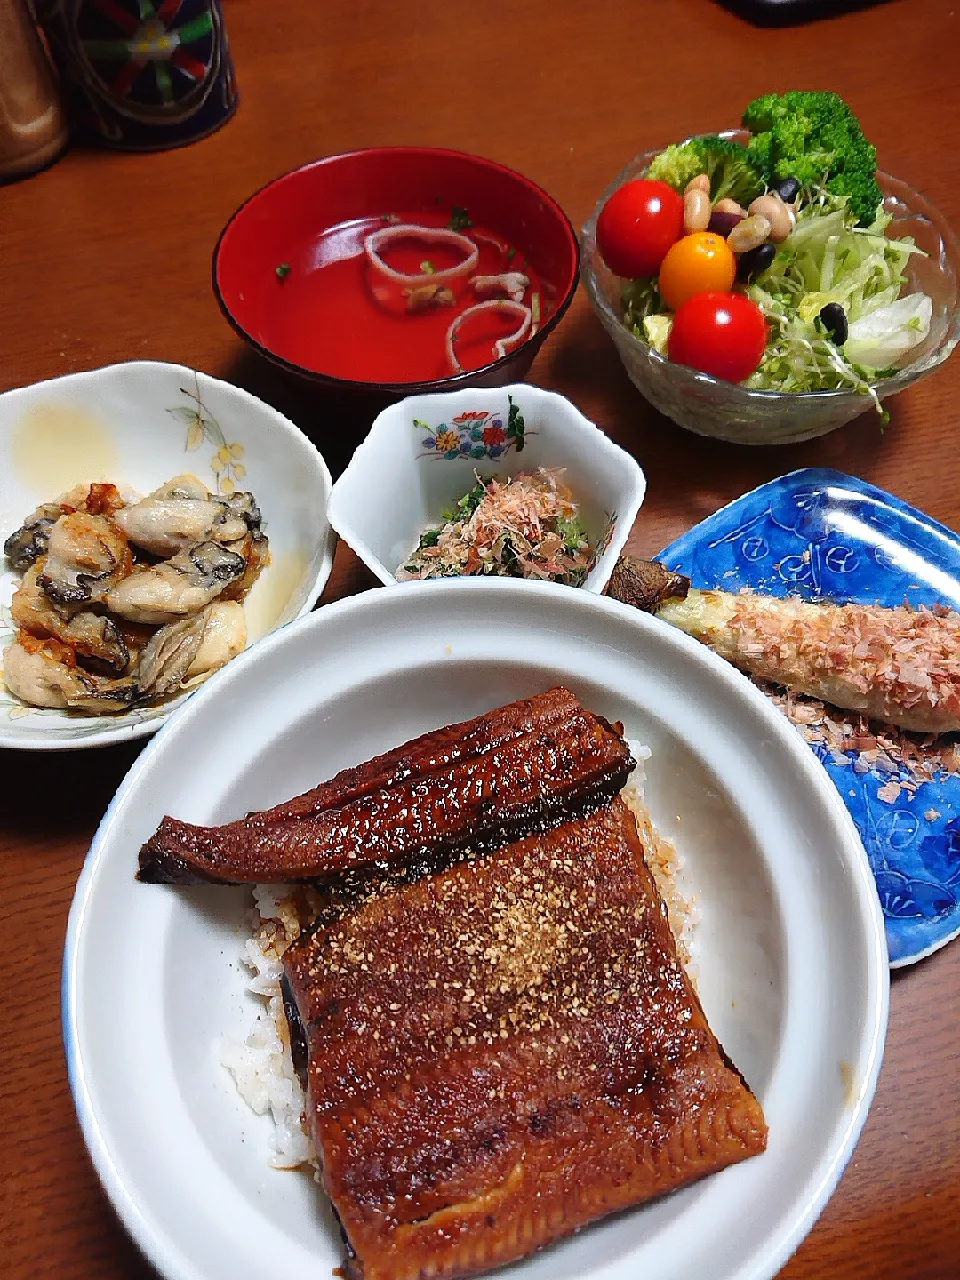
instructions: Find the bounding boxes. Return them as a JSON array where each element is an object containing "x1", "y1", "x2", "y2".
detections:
[{"x1": 582, "y1": 146, "x2": 960, "y2": 445}]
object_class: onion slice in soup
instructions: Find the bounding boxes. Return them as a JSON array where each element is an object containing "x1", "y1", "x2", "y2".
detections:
[
  {"x1": 468, "y1": 227, "x2": 511, "y2": 270},
  {"x1": 364, "y1": 224, "x2": 479, "y2": 315},
  {"x1": 445, "y1": 300, "x2": 533, "y2": 373}
]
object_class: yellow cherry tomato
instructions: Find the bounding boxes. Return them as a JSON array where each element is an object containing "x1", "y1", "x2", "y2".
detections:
[{"x1": 658, "y1": 232, "x2": 736, "y2": 311}]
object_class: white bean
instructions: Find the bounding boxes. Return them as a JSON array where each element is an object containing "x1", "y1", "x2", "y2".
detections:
[
  {"x1": 713, "y1": 197, "x2": 746, "y2": 217},
  {"x1": 684, "y1": 173, "x2": 710, "y2": 195},
  {"x1": 727, "y1": 215, "x2": 771, "y2": 254},
  {"x1": 748, "y1": 193, "x2": 795, "y2": 243},
  {"x1": 683, "y1": 187, "x2": 711, "y2": 233}
]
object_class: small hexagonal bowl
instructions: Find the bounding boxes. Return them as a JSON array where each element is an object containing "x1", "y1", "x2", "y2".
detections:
[{"x1": 327, "y1": 383, "x2": 646, "y2": 591}]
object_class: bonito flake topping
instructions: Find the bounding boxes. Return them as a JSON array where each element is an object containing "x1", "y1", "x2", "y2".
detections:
[{"x1": 399, "y1": 467, "x2": 593, "y2": 585}]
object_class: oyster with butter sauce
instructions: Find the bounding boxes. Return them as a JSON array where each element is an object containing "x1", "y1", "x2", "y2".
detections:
[{"x1": 2, "y1": 474, "x2": 269, "y2": 716}]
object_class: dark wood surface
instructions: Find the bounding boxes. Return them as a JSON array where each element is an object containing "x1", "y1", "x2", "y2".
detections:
[{"x1": 2, "y1": 1, "x2": 959, "y2": 1276}]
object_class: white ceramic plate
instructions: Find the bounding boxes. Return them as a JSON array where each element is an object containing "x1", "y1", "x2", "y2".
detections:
[
  {"x1": 64, "y1": 580, "x2": 888, "y2": 1280},
  {"x1": 0, "y1": 361, "x2": 335, "y2": 749}
]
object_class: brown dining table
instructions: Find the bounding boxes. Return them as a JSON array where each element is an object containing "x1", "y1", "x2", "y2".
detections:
[{"x1": 2, "y1": 0, "x2": 959, "y2": 1276}]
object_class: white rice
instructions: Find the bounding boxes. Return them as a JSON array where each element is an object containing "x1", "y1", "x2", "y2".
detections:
[
  {"x1": 220, "y1": 886, "x2": 317, "y2": 1169},
  {"x1": 221, "y1": 740, "x2": 697, "y2": 1167},
  {"x1": 622, "y1": 740, "x2": 698, "y2": 966}
]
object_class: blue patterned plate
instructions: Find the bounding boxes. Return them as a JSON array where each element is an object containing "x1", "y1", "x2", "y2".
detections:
[{"x1": 660, "y1": 467, "x2": 960, "y2": 967}]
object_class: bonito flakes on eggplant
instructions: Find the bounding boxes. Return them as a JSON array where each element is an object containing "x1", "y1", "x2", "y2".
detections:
[
  {"x1": 1, "y1": 473, "x2": 268, "y2": 716},
  {"x1": 608, "y1": 555, "x2": 960, "y2": 735}
]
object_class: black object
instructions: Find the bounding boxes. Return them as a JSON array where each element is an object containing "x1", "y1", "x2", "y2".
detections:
[
  {"x1": 772, "y1": 176, "x2": 801, "y2": 203},
  {"x1": 818, "y1": 302, "x2": 849, "y2": 344},
  {"x1": 736, "y1": 242, "x2": 777, "y2": 281},
  {"x1": 717, "y1": 0, "x2": 891, "y2": 29}
]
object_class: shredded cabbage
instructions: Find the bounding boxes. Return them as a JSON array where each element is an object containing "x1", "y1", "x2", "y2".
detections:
[
  {"x1": 643, "y1": 314, "x2": 672, "y2": 355},
  {"x1": 742, "y1": 189, "x2": 929, "y2": 400},
  {"x1": 843, "y1": 294, "x2": 932, "y2": 370}
]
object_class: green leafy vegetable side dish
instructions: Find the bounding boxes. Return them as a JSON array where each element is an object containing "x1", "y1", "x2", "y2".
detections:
[
  {"x1": 441, "y1": 477, "x2": 489, "y2": 525},
  {"x1": 399, "y1": 466, "x2": 593, "y2": 585},
  {"x1": 556, "y1": 513, "x2": 589, "y2": 553}
]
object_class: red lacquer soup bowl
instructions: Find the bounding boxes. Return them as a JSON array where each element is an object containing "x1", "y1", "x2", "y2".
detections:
[{"x1": 213, "y1": 147, "x2": 580, "y2": 397}]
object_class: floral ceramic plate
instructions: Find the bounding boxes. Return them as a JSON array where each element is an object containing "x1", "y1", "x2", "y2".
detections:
[
  {"x1": 660, "y1": 467, "x2": 960, "y2": 967},
  {"x1": 0, "y1": 361, "x2": 335, "y2": 750}
]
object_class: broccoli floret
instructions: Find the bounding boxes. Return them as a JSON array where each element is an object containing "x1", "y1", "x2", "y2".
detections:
[
  {"x1": 740, "y1": 93, "x2": 783, "y2": 133},
  {"x1": 646, "y1": 141, "x2": 708, "y2": 194},
  {"x1": 826, "y1": 170, "x2": 884, "y2": 225},
  {"x1": 744, "y1": 129, "x2": 774, "y2": 179},
  {"x1": 646, "y1": 134, "x2": 765, "y2": 206},
  {"x1": 741, "y1": 90, "x2": 883, "y2": 224},
  {"x1": 705, "y1": 135, "x2": 768, "y2": 204}
]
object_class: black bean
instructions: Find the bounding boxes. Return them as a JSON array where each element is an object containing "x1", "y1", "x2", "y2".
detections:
[
  {"x1": 818, "y1": 302, "x2": 849, "y2": 344},
  {"x1": 773, "y1": 176, "x2": 801, "y2": 203},
  {"x1": 736, "y1": 242, "x2": 777, "y2": 282}
]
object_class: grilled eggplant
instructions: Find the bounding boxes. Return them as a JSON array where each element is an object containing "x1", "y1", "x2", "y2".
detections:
[{"x1": 609, "y1": 555, "x2": 960, "y2": 734}]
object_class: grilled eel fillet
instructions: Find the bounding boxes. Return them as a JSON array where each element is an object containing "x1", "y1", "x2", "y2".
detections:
[
  {"x1": 138, "y1": 687, "x2": 633, "y2": 884},
  {"x1": 609, "y1": 555, "x2": 960, "y2": 734},
  {"x1": 282, "y1": 798, "x2": 767, "y2": 1280}
]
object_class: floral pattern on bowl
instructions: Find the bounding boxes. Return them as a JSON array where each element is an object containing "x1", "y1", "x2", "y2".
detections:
[
  {"x1": 659, "y1": 467, "x2": 960, "y2": 966},
  {"x1": 414, "y1": 397, "x2": 533, "y2": 460},
  {"x1": 328, "y1": 384, "x2": 645, "y2": 594},
  {"x1": 0, "y1": 361, "x2": 336, "y2": 750},
  {"x1": 168, "y1": 382, "x2": 250, "y2": 493}
]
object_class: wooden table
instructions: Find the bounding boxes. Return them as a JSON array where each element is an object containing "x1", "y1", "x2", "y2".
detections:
[{"x1": 2, "y1": 1, "x2": 959, "y2": 1275}]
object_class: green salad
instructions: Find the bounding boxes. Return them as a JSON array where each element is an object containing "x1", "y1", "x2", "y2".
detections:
[{"x1": 597, "y1": 91, "x2": 934, "y2": 409}]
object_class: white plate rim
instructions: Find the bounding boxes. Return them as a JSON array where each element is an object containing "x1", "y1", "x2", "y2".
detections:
[{"x1": 62, "y1": 578, "x2": 890, "y2": 1280}]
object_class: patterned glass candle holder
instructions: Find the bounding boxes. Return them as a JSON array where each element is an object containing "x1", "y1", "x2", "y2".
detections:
[{"x1": 36, "y1": 0, "x2": 237, "y2": 151}]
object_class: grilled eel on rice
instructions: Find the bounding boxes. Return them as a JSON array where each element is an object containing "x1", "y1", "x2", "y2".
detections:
[
  {"x1": 281, "y1": 797, "x2": 767, "y2": 1280},
  {"x1": 137, "y1": 687, "x2": 634, "y2": 885},
  {"x1": 608, "y1": 555, "x2": 960, "y2": 735}
]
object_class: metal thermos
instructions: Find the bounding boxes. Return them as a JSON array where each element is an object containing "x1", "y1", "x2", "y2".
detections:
[{"x1": 0, "y1": 0, "x2": 68, "y2": 179}]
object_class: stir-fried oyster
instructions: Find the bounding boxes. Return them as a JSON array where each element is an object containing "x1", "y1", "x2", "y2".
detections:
[
  {"x1": 114, "y1": 473, "x2": 261, "y2": 556},
  {"x1": 3, "y1": 638, "x2": 138, "y2": 713},
  {"x1": 1, "y1": 474, "x2": 268, "y2": 715},
  {"x1": 2, "y1": 503, "x2": 64, "y2": 572},
  {"x1": 2, "y1": 481, "x2": 127, "y2": 572},
  {"x1": 106, "y1": 540, "x2": 247, "y2": 625},
  {"x1": 11, "y1": 567, "x2": 130, "y2": 673},
  {"x1": 137, "y1": 602, "x2": 246, "y2": 698},
  {"x1": 38, "y1": 512, "x2": 133, "y2": 608}
]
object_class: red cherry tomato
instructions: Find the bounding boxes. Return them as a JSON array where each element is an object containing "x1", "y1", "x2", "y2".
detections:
[
  {"x1": 596, "y1": 179, "x2": 684, "y2": 278},
  {"x1": 667, "y1": 291, "x2": 767, "y2": 382}
]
